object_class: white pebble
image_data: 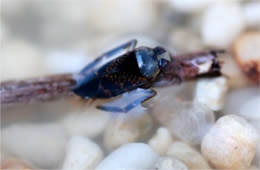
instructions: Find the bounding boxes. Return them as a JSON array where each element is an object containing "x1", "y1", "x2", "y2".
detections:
[
  {"x1": 167, "y1": 142, "x2": 211, "y2": 169},
  {"x1": 194, "y1": 77, "x2": 229, "y2": 111},
  {"x1": 148, "y1": 127, "x2": 173, "y2": 155},
  {"x1": 62, "y1": 106, "x2": 110, "y2": 138},
  {"x1": 63, "y1": 136, "x2": 103, "y2": 170},
  {"x1": 201, "y1": 3, "x2": 245, "y2": 47},
  {"x1": 45, "y1": 50, "x2": 90, "y2": 74},
  {"x1": 154, "y1": 156, "x2": 188, "y2": 170},
  {"x1": 1, "y1": 39, "x2": 46, "y2": 80},
  {"x1": 201, "y1": 115, "x2": 259, "y2": 169},
  {"x1": 96, "y1": 143, "x2": 159, "y2": 170},
  {"x1": 240, "y1": 96, "x2": 260, "y2": 121},
  {"x1": 169, "y1": 28, "x2": 203, "y2": 53},
  {"x1": 1, "y1": 123, "x2": 68, "y2": 168},
  {"x1": 153, "y1": 100, "x2": 215, "y2": 145},
  {"x1": 104, "y1": 112, "x2": 153, "y2": 151},
  {"x1": 169, "y1": 0, "x2": 214, "y2": 12},
  {"x1": 88, "y1": 0, "x2": 157, "y2": 33},
  {"x1": 222, "y1": 87, "x2": 259, "y2": 118},
  {"x1": 243, "y1": 1, "x2": 260, "y2": 28},
  {"x1": 248, "y1": 120, "x2": 260, "y2": 168}
]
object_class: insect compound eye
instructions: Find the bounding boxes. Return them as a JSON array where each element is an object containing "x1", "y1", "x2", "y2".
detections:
[
  {"x1": 153, "y1": 46, "x2": 171, "y2": 62},
  {"x1": 135, "y1": 47, "x2": 160, "y2": 79}
]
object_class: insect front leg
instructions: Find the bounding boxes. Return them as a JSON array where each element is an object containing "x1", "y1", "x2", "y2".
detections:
[{"x1": 80, "y1": 39, "x2": 137, "y2": 74}]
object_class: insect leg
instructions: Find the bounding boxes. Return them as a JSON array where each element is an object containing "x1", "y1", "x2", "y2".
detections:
[
  {"x1": 96, "y1": 88, "x2": 157, "y2": 113},
  {"x1": 80, "y1": 39, "x2": 137, "y2": 74}
]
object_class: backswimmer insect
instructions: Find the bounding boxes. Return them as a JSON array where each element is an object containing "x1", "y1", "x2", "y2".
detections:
[{"x1": 0, "y1": 39, "x2": 224, "y2": 113}]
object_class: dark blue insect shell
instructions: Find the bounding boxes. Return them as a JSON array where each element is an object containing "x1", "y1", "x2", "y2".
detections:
[{"x1": 73, "y1": 51, "x2": 149, "y2": 99}]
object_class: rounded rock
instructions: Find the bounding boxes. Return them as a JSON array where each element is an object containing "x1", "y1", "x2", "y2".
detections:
[
  {"x1": 1, "y1": 39, "x2": 46, "y2": 80},
  {"x1": 222, "y1": 87, "x2": 260, "y2": 119},
  {"x1": 62, "y1": 136, "x2": 103, "y2": 169},
  {"x1": 232, "y1": 31, "x2": 260, "y2": 83},
  {"x1": 154, "y1": 156, "x2": 188, "y2": 170},
  {"x1": 221, "y1": 54, "x2": 251, "y2": 88},
  {"x1": 62, "y1": 106, "x2": 110, "y2": 138},
  {"x1": 96, "y1": 143, "x2": 159, "y2": 170},
  {"x1": 104, "y1": 112, "x2": 153, "y2": 151},
  {"x1": 201, "y1": 115, "x2": 259, "y2": 169},
  {"x1": 243, "y1": 1, "x2": 260, "y2": 28},
  {"x1": 194, "y1": 77, "x2": 229, "y2": 111},
  {"x1": 152, "y1": 100, "x2": 215, "y2": 145},
  {"x1": 167, "y1": 142, "x2": 211, "y2": 169},
  {"x1": 1, "y1": 158, "x2": 31, "y2": 169},
  {"x1": 201, "y1": 3, "x2": 245, "y2": 48},
  {"x1": 240, "y1": 96, "x2": 260, "y2": 121},
  {"x1": 148, "y1": 127, "x2": 173, "y2": 155},
  {"x1": 1, "y1": 123, "x2": 68, "y2": 168}
]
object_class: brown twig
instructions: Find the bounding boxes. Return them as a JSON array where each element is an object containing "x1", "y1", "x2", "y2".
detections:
[{"x1": 0, "y1": 74, "x2": 77, "y2": 105}]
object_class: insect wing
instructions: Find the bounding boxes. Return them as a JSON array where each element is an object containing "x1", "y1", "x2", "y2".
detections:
[{"x1": 80, "y1": 39, "x2": 137, "y2": 75}]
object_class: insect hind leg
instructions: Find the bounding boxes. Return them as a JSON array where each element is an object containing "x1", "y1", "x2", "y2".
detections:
[
  {"x1": 80, "y1": 39, "x2": 137, "y2": 74},
  {"x1": 96, "y1": 88, "x2": 157, "y2": 113}
]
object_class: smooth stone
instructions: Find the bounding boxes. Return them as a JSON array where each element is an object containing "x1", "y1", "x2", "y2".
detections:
[
  {"x1": 1, "y1": 158, "x2": 31, "y2": 169},
  {"x1": 201, "y1": 3, "x2": 245, "y2": 47},
  {"x1": 194, "y1": 77, "x2": 229, "y2": 111},
  {"x1": 168, "y1": 0, "x2": 212, "y2": 13},
  {"x1": 62, "y1": 106, "x2": 110, "y2": 138},
  {"x1": 250, "y1": 120, "x2": 260, "y2": 168},
  {"x1": 154, "y1": 156, "x2": 188, "y2": 170},
  {"x1": 96, "y1": 143, "x2": 159, "y2": 170},
  {"x1": 167, "y1": 142, "x2": 211, "y2": 169},
  {"x1": 239, "y1": 96, "x2": 260, "y2": 120},
  {"x1": 232, "y1": 31, "x2": 260, "y2": 83},
  {"x1": 1, "y1": 39, "x2": 46, "y2": 81},
  {"x1": 62, "y1": 136, "x2": 103, "y2": 169},
  {"x1": 45, "y1": 50, "x2": 90, "y2": 74},
  {"x1": 153, "y1": 100, "x2": 215, "y2": 145},
  {"x1": 201, "y1": 115, "x2": 259, "y2": 169},
  {"x1": 169, "y1": 28, "x2": 203, "y2": 53},
  {"x1": 87, "y1": 0, "x2": 158, "y2": 33},
  {"x1": 222, "y1": 87, "x2": 259, "y2": 118},
  {"x1": 221, "y1": 54, "x2": 251, "y2": 88},
  {"x1": 148, "y1": 127, "x2": 173, "y2": 155},
  {"x1": 1, "y1": 123, "x2": 67, "y2": 168},
  {"x1": 104, "y1": 111, "x2": 153, "y2": 151},
  {"x1": 243, "y1": 1, "x2": 260, "y2": 28}
]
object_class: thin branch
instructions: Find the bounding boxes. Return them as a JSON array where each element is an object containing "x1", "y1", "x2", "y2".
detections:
[{"x1": 0, "y1": 74, "x2": 77, "y2": 105}]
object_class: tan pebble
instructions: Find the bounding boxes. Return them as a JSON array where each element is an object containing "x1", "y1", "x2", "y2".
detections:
[
  {"x1": 62, "y1": 106, "x2": 110, "y2": 138},
  {"x1": 170, "y1": 28, "x2": 203, "y2": 53},
  {"x1": 154, "y1": 156, "x2": 188, "y2": 170},
  {"x1": 1, "y1": 158, "x2": 31, "y2": 170},
  {"x1": 148, "y1": 127, "x2": 173, "y2": 155},
  {"x1": 167, "y1": 142, "x2": 211, "y2": 169},
  {"x1": 221, "y1": 54, "x2": 252, "y2": 88},
  {"x1": 232, "y1": 31, "x2": 260, "y2": 84},
  {"x1": 104, "y1": 112, "x2": 153, "y2": 151},
  {"x1": 201, "y1": 115, "x2": 259, "y2": 169}
]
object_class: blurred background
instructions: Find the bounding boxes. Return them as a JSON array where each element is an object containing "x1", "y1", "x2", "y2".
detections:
[
  {"x1": 1, "y1": 0, "x2": 259, "y2": 81},
  {"x1": 1, "y1": 0, "x2": 260, "y2": 169}
]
